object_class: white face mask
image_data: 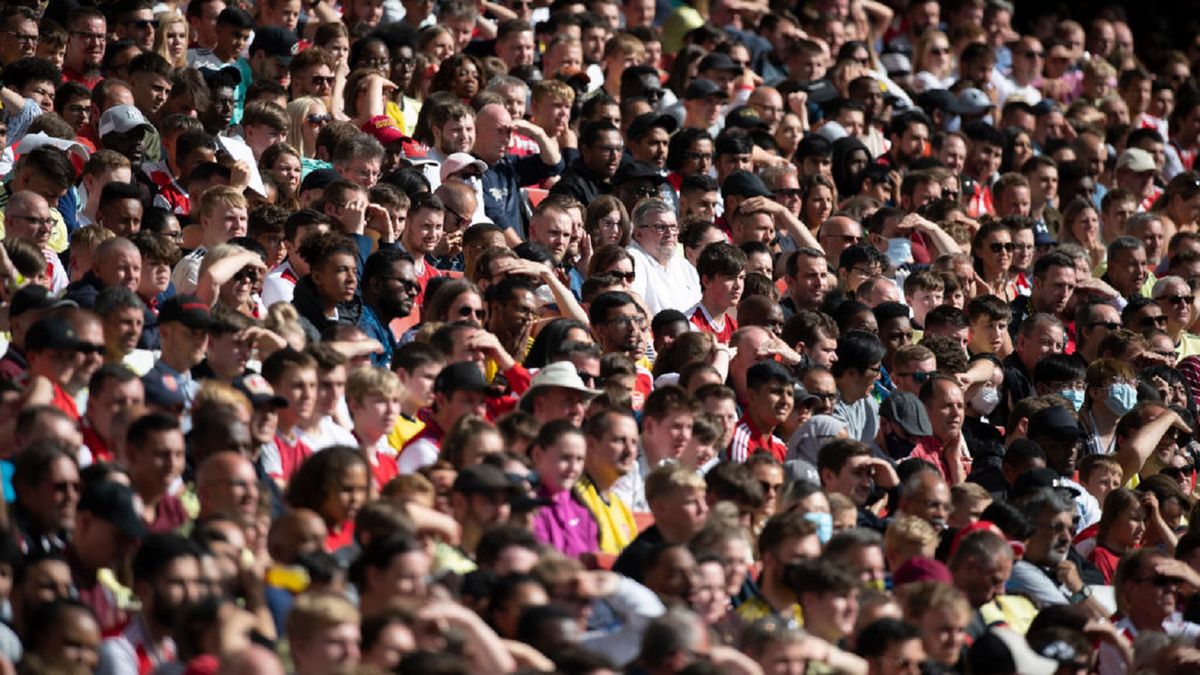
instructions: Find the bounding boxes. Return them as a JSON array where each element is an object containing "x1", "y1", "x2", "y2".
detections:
[{"x1": 971, "y1": 385, "x2": 1001, "y2": 415}]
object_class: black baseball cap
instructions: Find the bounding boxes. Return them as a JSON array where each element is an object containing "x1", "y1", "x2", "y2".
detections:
[
  {"x1": 613, "y1": 159, "x2": 667, "y2": 186},
  {"x1": 697, "y1": 52, "x2": 742, "y2": 74},
  {"x1": 725, "y1": 106, "x2": 768, "y2": 131},
  {"x1": 721, "y1": 170, "x2": 772, "y2": 198},
  {"x1": 1028, "y1": 406, "x2": 1085, "y2": 443},
  {"x1": 434, "y1": 362, "x2": 490, "y2": 394},
  {"x1": 300, "y1": 168, "x2": 342, "y2": 193},
  {"x1": 10, "y1": 286, "x2": 76, "y2": 318},
  {"x1": 626, "y1": 112, "x2": 678, "y2": 142},
  {"x1": 879, "y1": 391, "x2": 933, "y2": 437},
  {"x1": 25, "y1": 316, "x2": 86, "y2": 352},
  {"x1": 79, "y1": 480, "x2": 147, "y2": 539},
  {"x1": 453, "y1": 464, "x2": 521, "y2": 496},
  {"x1": 233, "y1": 374, "x2": 289, "y2": 409},
  {"x1": 684, "y1": 78, "x2": 728, "y2": 101},
  {"x1": 250, "y1": 26, "x2": 300, "y2": 65},
  {"x1": 1011, "y1": 467, "x2": 1082, "y2": 500},
  {"x1": 158, "y1": 295, "x2": 214, "y2": 330}
]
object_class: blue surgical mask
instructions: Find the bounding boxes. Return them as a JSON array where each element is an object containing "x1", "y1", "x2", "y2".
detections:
[
  {"x1": 1104, "y1": 383, "x2": 1138, "y2": 416},
  {"x1": 886, "y1": 237, "x2": 913, "y2": 267},
  {"x1": 1060, "y1": 388, "x2": 1085, "y2": 412},
  {"x1": 803, "y1": 511, "x2": 833, "y2": 544}
]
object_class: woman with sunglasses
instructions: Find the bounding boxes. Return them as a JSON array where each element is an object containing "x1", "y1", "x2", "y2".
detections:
[
  {"x1": 285, "y1": 96, "x2": 330, "y2": 168},
  {"x1": 971, "y1": 221, "x2": 1017, "y2": 302},
  {"x1": 911, "y1": 31, "x2": 954, "y2": 94},
  {"x1": 1059, "y1": 197, "x2": 1105, "y2": 272}
]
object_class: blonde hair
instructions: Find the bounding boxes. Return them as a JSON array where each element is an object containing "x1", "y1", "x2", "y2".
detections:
[
  {"x1": 885, "y1": 515, "x2": 939, "y2": 562},
  {"x1": 645, "y1": 463, "x2": 706, "y2": 503},
  {"x1": 193, "y1": 381, "x2": 252, "y2": 419},
  {"x1": 286, "y1": 96, "x2": 326, "y2": 158},
  {"x1": 197, "y1": 243, "x2": 250, "y2": 277},
  {"x1": 381, "y1": 472, "x2": 435, "y2": 507},
  {"x1": 265, "y1": 303, "x2": 307, "y2": 349},
  {"x1": 70, "y1": 224, "x2": 115, "y2": 253},
  {"x1": 286, "y1": 592, "x2": 360, "y2": 643},
  {"x1": 903, "y1": 581, "x2": 971, "y2": 622},
  {"x1": 828, "y1": 492, "x2": 856, "y2": 518},
  {"x1": 153, "y1": 12, "x2": 189, "y2": 69},
  {"x1": 196, "y1": 186, "x2": 248, "y2": 223},
  {"x1": 950, "y1": 482, "x2": 991, "y2": 512},
  {"x1": 532, "y1": 79, "x2": 576, "y2": 107},
  {"x1": 912, "y1": 30, "x2": 951, "y2": 78},
  {"x1": 346, "y1": 366, "x2": 402, "y2": 404}
]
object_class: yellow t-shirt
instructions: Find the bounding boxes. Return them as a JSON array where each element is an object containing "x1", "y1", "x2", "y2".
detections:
[
  {"x1": 387, "y1": 413, "x2": 425, "y2": 454},
  {"x1": 0, "y1": 207, "x2": 69, "y2": 254},
  {"x1": 385, "y1": 98, "x2": 421, "y2": 137},
  {"x1": 577, "y1": 474, "x2": 637, "y2": 555}
]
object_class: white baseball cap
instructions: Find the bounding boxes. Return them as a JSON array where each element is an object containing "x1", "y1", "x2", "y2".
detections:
[{"x1": 98, "y1": 104, "x2": 152, "y2": 138}]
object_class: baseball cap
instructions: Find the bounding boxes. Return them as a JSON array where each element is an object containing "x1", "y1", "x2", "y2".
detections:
[
  {"x1": 698, "y1": 52, "x2": 742, "y2": 74},
  {"x1": 198, "y1": 64, "x2": 243, "y2": 89},
  {"x1": 956, "y1": 88, "x2": 992, "y2": 116},
  {"x1": 158, "y1": 295, "x2": 215, "y2": 330},
  {"x1": 10, "y1": 286, "x2": 76, "y2": 318},
  {"x1": 434, "y1": 362, "x2": 490, "y2": 394},
  {"x1": 721, "y1": 170, "x2": 773, "y2": 198},
  {"x1": 25, "y1": 316, "x2": 86, "y2": 352},
  {"x1": 724, "y1": 106, "x2": 767, "y2": 131},
  {"x1": 99, "y1": 105, "x2": 153, "y2": 138},
  {"x1": 1117, "y1": 147, "x2": 1156, "y2": 173},
  {"x1": 891, "y1": 556, "x2": 953, "y2": 587},
  {"x1": 612, "y1": 159, "x2": 667, "y2": 187},
  {"x1": 363, "y1": 115, "x2": 407, "y2": 145},
  {"x1": 453, "y1": 464, "x2": 521, "y2": 496},
  {"x1": 300, "y1": 168, "x2": 342, "y2": 193},
  {"x1": 684, "y1": 78, "x2": 728, "y2": 100},
  {"x1": 1010, "y1": 467, "x2": 1082, "y2": 500},
  {"x1": 142, "y1": 369, "x2": 187, "y2": 409},
  {"x1": 1027, "y1": 405, "x2": 1084, "y2": 443},
  {"x1": 795, "y1": 79, "x2": 839, "y2": 104},
  {"x1": 880, "y1": 52, "x2": 912, "y2": 77},
  {"x1": 968, "y1": 627, "x2": 1058, "y2": 675},
  {"x1": 1033, "y1": 220, "x2": 1056, "y2": 246},
  {"x1": 250, "y1": 26, "x2": 300, "y2": 65},
  {"x1": 793, "y1": 382, "x2": 818, "y2": 406},
  {"x1": 519, "y1": 362, "x2": 600, "y2": 413},
  {"x1": 879, "y1": 391, "x2": 933, "y2": 437},
  {"x1": 916, "y1": 89, "x2": 958, "y2": 115},
  {"x1": 79, "y1": 480, "x2": 148, "y2": 539},
  {"x1": 233, "y1": 374, "x2": 288, "y2": 409},
  {"x1": 440, "y1": 152, "x2": 488, "y2": 183},
  {"x1": 626, "y1": 112, "x2": 679, "y2": 141}
]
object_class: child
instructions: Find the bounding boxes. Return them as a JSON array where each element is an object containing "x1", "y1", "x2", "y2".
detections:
[
  {"x1": 883, "y1": 514, "x2": 938, "y2": 572},
  {"x1": 77, "y1": 150, "x2": 132, "y2": 229},
  {"x1": 346, "y1": 366, "x2": 402, "y2": 493},
  {"x1": 903, "y1": 270, "x2": 944, "y2": 330},
  {"x1": 687, "y1": 242, "x2": 746, "y2": 344},
  {"x1": 679, "y1": 413, "x2": 723, "y2": 473},
  {"x1": 948, "y1": 482, "x2": 993, "y2": 530},
  {"x1": 530, "y1": 420, "x2": 599, "y2": 557},
  {"x1": 261, "y1": 209, "x2": 332, "y2": 307},
  {"x1": 1080, "y1": 454, "x2": 1124, "y2": 507},
  {"x1": 966, "y1": 294, "x2": 1011, "y2": 356},
  {"x1": 306, "y1": 344, "x2": 357, "y2": 448},
  {"x1": 829, "y1": 492, "x2": 858, "y2": 533},
  {"x1": 286, "y1": 446, "x2": 370, "y2": 552},
  {"x1": 387, "y1": 342, "x2": 445, "y2": 451},
  {"x1": 261, "y1": 347, "x2": 319, "y2": 483},
  {"x1": 249, "y1": 205, "x2": 288, "y2": 270},
  {"x1": 729, "y1": 361, "x2": 794, "y2": 463},
  {"x1": 173, "y1": 186, "x2": 248, "y2": 294}
]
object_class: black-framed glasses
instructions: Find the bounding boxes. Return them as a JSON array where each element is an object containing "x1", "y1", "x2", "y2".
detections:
[
  {"x1": 1160, "y1": 465, "x2": 1195, "y2": 480},
  {"x1": 457, "y1": 306, "x2": 486, "y2": 320},
  {"x1": 989, "y1": 242, "x2": 1015, "y2": 253},
  {"x1": 1088, "y1": 321, "x2": 1121, "y2": 330},
  {"x1": 1, "y1": 30, "x2": 38, "y2": 44},
  {"x1": 774, "y1": 188, "x2": 802, "y2": 199},
  {"x1": 77, "y1": 343, "x2": 105, "y2": 355},
  {"x1": 1139, "y1": 315, "x2": 1169, "y2": 327},
  {"x1": 683, "y1": 151, "x2": 713, "y2": 163},
  {"x1": 125, "y1": 19, "x2": 156, "y2": 29},
  {"x1": 311, "y1": 75, "x2": 335, "y2": 86}
]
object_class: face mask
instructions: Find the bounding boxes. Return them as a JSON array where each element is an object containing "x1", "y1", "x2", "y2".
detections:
[
  {"x1": 1060, "y1": 388, "x2": 1085, "y2": 412},
  {"x1": 886, "y1": 237, "x2": 913, "y2": 267},
  {"x1": 970, "y1": 385, "x2": 1001, "y2": 415},
  {"x1": 803, "y1": 511, "x2": 833, "y2": 544},
  {"x1": 1104, "y1": 383, "x2": 1138, "y2": 416},
  {"x1": 885, "y1": 433, "x2": 916, "y2": 461}
]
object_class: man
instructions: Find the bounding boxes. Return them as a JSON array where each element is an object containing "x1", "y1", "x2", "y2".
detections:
[
  {"x1": 579, "y1": 408, "x2": 640, "y2": 555},
  {"x1": 832, "y1": 331, "x2": 886, "y2": 446},
  {"x1": 248, "y1": 26, "x2": 298, "y2": 89},
  {"x1": 143, "y1": 295, "x2": 214, "y2": 418},
  {"x1": 3, "y1": 191, "x2": 67, "y2": 292},
  {"x1": 432, "y1": 181, "x2": 478, "y2": 271},
  {"x1": 1109, "y1": 549, "x2": 1200, "y2": 659},
  {"x1": 241, "y1": 101, "x2": 289, "y2": 162},
  {"x1": 881, "y1": 112, "x2": 931, "y2": 172},
  {"x1": 450, "y1": 464, "x2": 520, "y2": 560},
  {"x1": 1114, "y1": 148, "x2": 1159, "y2": 212},
  {"x1": 627, "y1": 113, "x2": 675, "y2": 171},
  {"x1": 96, "y1": 183, "x2": 144, "y2": 237},
  {"x1": 98, "y1": 104, "x2": 153, "y2": 178},
  {"x1": 2, "y1": 149, "x2": 77, "y2": 259},
  {"x1": 727, "y1": 326, "x2": 776, "y2": 405},
  {"x1": 909, "y1": 375, "x2": 970, "y2": 484},
  {"x1": 196, "y1": 451, "x2": 261, "y2": 528},
  {"x1": 358, "y1": 249, "x2": 417, "y2": 368},
  {"x1": 1010, "y1": 485, "x2": 1106, "y2": 610},
  {"x1": 680, "y1": 79, "x2": 727, "y2": 136},
  {"x1": 551, "y1": 120, "x2": 622, "y2": 206},
  {"x1": 818, "y1": 216, "x2": 864, "y2": 271},
  {"x1": 0, "y1": 286, "x2": 75, "y2": 387},
  {"x1": 494, "y1": 19, "x2": 535, "y2": 71},
  {"x1": 127, "y1": 52, "x2": 173, "y2": 128},
  {"x1": 589, "y1": 291, "x2": 651, "y2": 379},
  {"x1": 626, "y1": 198, "x2": 701, "y2": 316},
  {"x1": 98, "y1": 534, "x2": 205, "y2": 674},
  {"x1": 64, "y1": 238, "x2": 142, "y2": 309},
  {"x1": 12, "y1": 441, "x2": 80, "y2": 556},
  {"x1": 1003, "y1": 313, "x2": 1064, "y2": 415},
  {"x1": 62, "y1": 7, "x2": 106, "y2": 88},
  {"x1": 0, "y1": 8, "x2": 37, "y2": 66},
  {"x1": 948, "y1": 530, "x2": 1016, "y2": 638},
  {"x1": 518, "y1": 362, "x2": 598, "y2": 427},
  {"x1": 286, "y1": 46, "x2": 335, "y2": 104},
  {"x1": 68, "y1": 480, "x2": 146, "y2": 632},
  {"x1": 1009, "y1": 252, "x2": 1077, "y2": 335},
  {"x1": 399, "y1": 362, "x2": 489, "y2": 473},
  {"x1": 24, "y1": 317, "x2": 91, "y2": 423},
  {"x1": 856, "y1": 618, "x2": 927, "y2": 675},
  {"x1": 613, "y1": 386, "x2": 696, "y2": 511},
  {"x1": 613, "y1": 464, "x2": 708, "y2": 581},
  {"x1": 729, "y1": 361, "x2": 794, "y2": 463},
  {"x1": 82, "y1": 364, "x2": 144, "y2": 464},
  {"x1": 485, "y1": 276, "x2": 540, "y2": 365},
  {"x1": 818, "y1": 439, "x2": 899, "y2": 530},
  {"x1": 477, "y1": 103, "x2": 563, "y2": 241},
  {"x1": 781, "y1": 248, "x2": 829, "y2": 318},
  {"x1": 1104, "y1": 236, "x2": 1149, "y2": 299},
  {"x1": 895, "y1": 466, "x2": 950, "y2": 532},
  {"x1": 1026, "y1": 405, "x2": 1100, "y2": 528},
  {"x1": 735, "y1": 512, "x2": 821, "y2": 622},
  {"x1": 1075, "y1": 300, "x2": 1123, "y2": 363}
]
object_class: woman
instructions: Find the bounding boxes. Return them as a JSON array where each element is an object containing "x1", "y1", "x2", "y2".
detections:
[
  {"x1": 286, "y1": 96, "x2": 329, "y2": 163},
  {"x1": 286, "y1": 446, "x2": 371, "y2": 552},
  {"x1": 775, "y1": 112, "x2": 806, "y2": 161},
  {"x1": 1088, "y1": 488, "x2": 1148, "y2": 584},
  {"x1": 912, "y1": 30, "x2": 954, "y2": 93},
  {"x1": 831, "y1": 136, "x2": 871, "y2": 200},
  {"x1": 1059, "y1": 197, "x2": 1105, "y2": 271},
  {"x1": 428, "y1": 54, "x2": 484, "y2": 103},
  {"x1": 348, "y1": 36, "x2": 391, "y2": 74},
  {"x1": 1152, "y1": 171, "x2": 1200, "y2": 233},
  {"x1": 440, "y1": 415, "x2": 505, "y2": 468},
  {"x1": 971, "y1": 221, "x2": 1017, "y2": 302},
  {"x1": 423, "y1": 278, "x2": 485, "y2": 325},
  {"x1": 259, "y1": 143, "x2": 302, "y2": 211},
  {"x1": 800, "y1": 174, "x2": 837, "y2": 232},
  {"x1": 524, "y1": 318, "x2": 591, "y2": 369},
  {"x1": 387, "y1": 43, "x2": 422, "y2": 135},
  {"x1": 153, "y1": 12, "x2": 188, "y2": 69},
  {"x1": 584, "y1": 195, "x2": 631, "y2": 251},
  {"x1": 196, "y1": 244, "x2": 268, "y2": 319},
  {"x1": 418, "y1": 25, "x2": 457, "y2": 62},
  {"x1": 1080, "y1": 359, "x2": 1138, "y2": 458},
  {"x1": 586, "y1": 244, "x2": 636, "y2": 282},
  {"x1": 664, "y1": 45, "x2": 706, "y2": 100},
  {"x1": 344, "y1": 68, "x2": 398, "y2": 128},
  {"x1": 313, "y1": 21, "x2": 350, "y2": 72},
  {"x1": 665, "y1": 128, "x2": 714, "y2": 193},
  {"x1": 1000, "y1": 127, "x2": 1034, "y2": 173}
]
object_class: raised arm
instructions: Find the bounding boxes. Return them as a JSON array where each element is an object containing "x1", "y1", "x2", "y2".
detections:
[
  {"x1": 196, "y1": 251, "x2": 268, "y2": 308},
  {"x1": 513, "y1": 118, "x2": 561, "y2": 167}
]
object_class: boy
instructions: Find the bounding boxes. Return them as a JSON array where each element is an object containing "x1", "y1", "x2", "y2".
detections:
[
  {"x1": 306, "y1": 344, "x2": 357, "y2": 448},
  {"x1": 188, "y1": 7, "x2": 253, "y2": 122},
  {"x1": 172, "y1": 186, "x2": 248, "y2": 294},
  {"x1": 387, "y1": 342, "x2": 445, "y2": 452},
  {"x1": 948, "y1": 482, "x2": 993, "y2": 530},
  {"x1": 248, "y1": 205, "x2": 288, "y2": 271},
  {"x1": 694, "y1": 383, "x2": 739, "y2": 450},
  {"x1": 400, "y1": 362, "x2": 489, "y2": 474},
  {"x1": 347, "y1": 366, "x2": 402, "y2": 491},
  {"x1": 688, "y1": 242, "x2": 747, "y2": 344},
  {"x1": 77, "y1": 150, "x2": 132, "y2": 228},
  {"x1": 261, "y1": 347, "x2": 319, "y2": 482},
  {"x1": 903, "y1": 269, "x2": 944, "y2": 330},
  {"x1": 400, "y1": 192, "x2": 445, "y2": 306},
  {"x1": 729, "y1": 361, "x2": 794, "y2": 463},
  {"x1": 261, "y1": 209, "x2": 332, "y2": 307},
  {"x1": 966, "y1": 294, "x2": 1011, "y2": 355},
  {"x1": 1079, "y1": 454, "x2": 1123, "y2": 507},
  {"x1": 1101, "y1": 187, "x2": 1137, "y2": 240}
]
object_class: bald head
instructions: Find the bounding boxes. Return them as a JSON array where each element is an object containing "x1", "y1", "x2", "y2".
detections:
[
  {"x1": 4, "y1": 191, "x2": 51, "y2": 247},
  {"x1": 434, "y1": 181, "x2": 477, "y2": 230},
  {"x1": 267, "y1": 507, "x2": 328, "y2": 563},
  {"x1": 474, "y1": 103, "x2": 515, "y2": 165},
  {"x1": 197, "y1": 451, "x2": 260, "y2": 524},
  {"x1": 94, "y1": 237, "x2": 142, "y2": 292}
]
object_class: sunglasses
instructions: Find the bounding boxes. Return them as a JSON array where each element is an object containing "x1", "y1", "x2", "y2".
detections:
[
  {"x1": 897, "y1": 371, "x2": 934, "y2": 383},
  {"x1": 307, "y1": 113, "x2": 332, "y2": 125},
  {"x1": 1023, "y1": 50, "x2": 1045, "y2": 59},
  {"x1": 125, "y1": 19, "x2": 156, "y2": 29},
  {"x1": 1160, "y1": 465, "x2": 1195, "y2": 479},
  {"x1": 989, "y1": 242, "x2": 1015, "y2": 253},
  {"x1": 1134, "y1": 574, "x2": 1181, "y2": 588},
  {"x1": 611, "y1": 271, "x2": 636, "y2": 282},
  {"x1": 78, "y1": 343, "x2": 105, "y2": 355},
  {"x1": 1088, "y1": 321, "x2": 1121, "y2": 330},
  {"x1": 1160, "y1": 294, "x2": 1195, "y2": 305},
  {"x1": 929, "y1": 47, "x2": 950, "y2": 55},
  {"x1": 234, "y1": 269, "x2": 259, "y2": 283},
  {"x1": 311, "y1": 75, "x2": 335, "y2": 86},
  {"x1": 458, "y1": 306, "x2": 486, "y2": 320},
  {"x1": 774, "y1": 189, "x2": 803, "y2": 199},
  {"x1": 1139, "y1": 315, "x2": 1169, "y2": 327}
]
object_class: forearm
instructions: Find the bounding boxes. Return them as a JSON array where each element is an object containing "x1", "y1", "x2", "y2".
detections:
[
  {"x1": 919, "y1": 223, "x2": 962, "y2": 256},
  {"x1": 777, "y1": 209, "x2": 822, "y2": 251},
  {"x1": 859, "y1": 0, "x2": 893, "y2": 36},
  {"x1": 456, "y1": 616, "x2": 518, "y2": 673},
  {"x1": 534, "y1": 130, "x2": 562, "y2": 166},
  {"x1": 1119, "y1": 414, "x2": 1175, "y2": 481},
  {"x1": 0, "y1": 88, "x2": 24, "y2": 116},
  {"x1": 542, "y1": 270, "x2": 588, "y2": 324}
]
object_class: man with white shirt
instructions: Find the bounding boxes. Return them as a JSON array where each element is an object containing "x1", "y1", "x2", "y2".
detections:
[{"x1": 626, "y1": 198, "x2": 700, "y2": 316}]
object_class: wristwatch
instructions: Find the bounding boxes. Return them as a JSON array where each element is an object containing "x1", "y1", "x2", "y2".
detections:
[{"x1": 1070, "y1": 585, "x2": 1092, "y2": 603}]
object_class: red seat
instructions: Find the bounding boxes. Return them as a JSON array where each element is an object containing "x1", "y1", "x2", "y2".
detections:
[
  {"x1": 632, "y1": 511, "x2": 655, "y2": 533},
  {"x1": 526, "y1": 188, "x2": 549, "y2": 208}
]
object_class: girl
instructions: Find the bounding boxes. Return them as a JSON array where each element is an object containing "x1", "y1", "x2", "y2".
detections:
[
  {"x1": 1088, "y1": 488, "x2": 1153, "y2": 584},
  {"x1": 440, "y1": 415, "x2": 505, "y2": 468},
  {"x1": 801, "y1": 174, "x2": 837, "y2": 232},
  {"x1": 1079, "y1": 359, "x2": 1137, "y2": 458},
  {"x1": 286, "y1": 446, "x2": 370, "y2": 552},
  {"x1": 153, "y1": 12, "x2": 188, "y2": 69},
  {"x1": 584, "y1": 196, "x2": 631, "y2": 251},
  {"x1": 259, "y1": 143, "x2": 302, "y2": 211},
  {"x1": 529, "y1": 421, "x2": 598, "y2": 558},
  {"x1": 286, "y1": 97, "x2": 329, "y2": 163},
  {"x1": 1059, "y1": 197, "x2": 1105, "y2": 271}
]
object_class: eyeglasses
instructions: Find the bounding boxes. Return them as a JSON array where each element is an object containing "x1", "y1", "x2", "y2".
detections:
[
  {"x1": 929, "y1": 47, "x2": 950, "y2": 55},
  {"x1": 1088, "y1": 321, "x2": 1121, "y2": 330},
  {"x1": 683, "y1": 151, "x2": 713, "y2": 163},
  {"x1": 1023, "y1": 50, "x2": 1045, "y2": 59},
  {"x1": 10, "y1": 215, "x2": 52, "y2": 228},
  {"x1": 70, "y1": 31, "x2": 106, "y2": 43},
  {"x1": 1139, "y1": 315, "x2": 1169, "y2": 327},
  {"x1": 233, "y1": 269, "x2": 259, "y2": 283},
  {"x1": 77, "y1": 343, "x2": 105, "y2": 355},
  {"x1": 124, "y1": 19, "x2": 156, "y2": 29},
  {"x1": 382, "y1": 276, "x2": 421, "y2": 293},
  {"x1": 457, "y1": 306, "x2": 486, "y2": 320},
  {"x1": 610, "y1": 271, "x2": 636, "y2": 282},
  {"x1": 826, "y1": 233, "x2": 861, "y2": 244},
  {"x1": 638, "y1": 223, "x2": 678, "y2": 234},
  {"x1": 989, "y1": 242, "x2": 1015, "y2": 253},
  {"x1": 604, "y1": 315, "x2": 645, "y2": 329},
  {"x1": 897, "y1": 370, "x2": 934, "y2": 383},
  {"x1": 307, "y1": 113, "x2": 332, "y2": 125},
  {"x1": 311, "y1": 75, "x2": 335, "y2": 86},
  {"x1": 1, "y1": 30, "x2": 38, "y2": 44},
  {"x1": 630, "y1": 184, "x2": 658, "y2": 199},
  {"x1": 1159, "y1": 294, "x2": 1195, "y2": 305},
  {"x1": 774, "y1": 189, "x2": 803, "y2": 199}
]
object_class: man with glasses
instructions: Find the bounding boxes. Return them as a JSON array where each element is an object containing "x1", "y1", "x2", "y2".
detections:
[
  {"x1": 0, "y1": 6, "x2": 38, "y2": 66},
  {"x1": 1001, "y1": 36, "x2": 1045, "y2": 106},
  {"x1": 431, "y1": 181, "x2": 478, "y2": 272},
  {"x1": 1009, "y1": 485, "x2": 1107, "y2": 610},
  {"x1": 1074, "y1": 300, "x2": 1122, "y2": 363},
  {"x1": 818, "y1": 216, "x2": 864, "y2": 272},
  {"x1": 112, "y1": 0, "x2": 156, "y2": 52},
  {"x1": 287, "y1": 46, "x2": 336, "y2": 104},
  {"x1": 62, "y1": 7, "x2": 106, "y2": 88},
  {"x1": 4, "y1": 191, "x2": 67, "y2": 293},
  {"x1": 1152, "y1": 275, "x2": 1200, "y2": 358},
  {"x1": 485, "y1": 276, "x2": 540, "y2": 370},
  {"x1": 1108, "y1": 548, "x2": 1200, "y2": 664},
  {"x1": 626, "y1": 198, "x2": 700, "y2": 316},
  {"x1": 358, "y1": 248, "x2": 418, "y2": 368}
]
